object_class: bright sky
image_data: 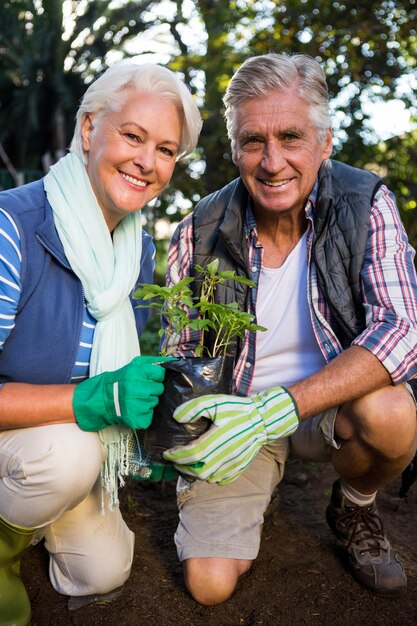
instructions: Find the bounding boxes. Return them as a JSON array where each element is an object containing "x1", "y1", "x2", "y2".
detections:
[{"x1": 365, "y1": 99, "x2": 415, "y2": 140}]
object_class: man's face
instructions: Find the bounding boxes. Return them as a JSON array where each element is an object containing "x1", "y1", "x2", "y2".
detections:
[{"x1": 233, "y1": 86, "x2": 333, "y2": 219}]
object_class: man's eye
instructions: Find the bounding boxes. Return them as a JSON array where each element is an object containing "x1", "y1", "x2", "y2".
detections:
[{"x1": 242, "y1": 136, "x2": 262, "y2": 147}]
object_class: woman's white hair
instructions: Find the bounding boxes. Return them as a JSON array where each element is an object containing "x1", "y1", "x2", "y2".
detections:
[
  {"x1": 223, "y1": 52, "x2": 331, "y2": 158},
  {"x1": 70, "y1": 60, "x2": 202, "y2": 162}
]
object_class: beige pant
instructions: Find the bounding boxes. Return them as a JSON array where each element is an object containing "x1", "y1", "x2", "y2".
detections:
[{"x1": 0, "y1": 424, "x2": 134, "y2": 596}]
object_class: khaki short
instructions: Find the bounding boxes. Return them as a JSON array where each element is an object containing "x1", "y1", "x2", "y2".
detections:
[
  {"x1": 174, "y1": 405, "x2": 339, "y2": 562},
  {"x1": 175, "y1": 382, "x2": 417, "y2": 562}
]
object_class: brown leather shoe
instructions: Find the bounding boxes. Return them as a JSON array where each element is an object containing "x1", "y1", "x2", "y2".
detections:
[{"x1": 326, "y1": 479, "x2": 407, "y2": 597}]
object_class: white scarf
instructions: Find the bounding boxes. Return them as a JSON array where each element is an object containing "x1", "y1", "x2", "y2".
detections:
[{"x1": 44, "y1": 152, "x2": 143, "y2": 509}]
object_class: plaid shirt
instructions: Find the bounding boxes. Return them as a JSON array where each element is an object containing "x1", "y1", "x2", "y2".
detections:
[{"x1": 166, "y1": 181, "x2": 417, "y2": 396}]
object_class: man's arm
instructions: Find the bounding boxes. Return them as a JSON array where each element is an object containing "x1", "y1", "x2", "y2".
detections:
[
  {"x1": 292, "y1": 185, "x2": 417, "y2": 418},
  {"x1": 350, "y1": 186, "x2": 417, "y2": 383},
  {"x1": 288, "y1": 345, "x2": 391, "y2": 419}
]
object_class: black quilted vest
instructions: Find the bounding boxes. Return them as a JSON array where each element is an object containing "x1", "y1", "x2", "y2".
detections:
[{"x1": 192, "y1": 159, "x2": 383, "y2": 353}]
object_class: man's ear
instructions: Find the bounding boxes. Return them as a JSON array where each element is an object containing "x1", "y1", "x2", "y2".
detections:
[
  {"x1": 322, "y1": 127, "x2": 333, "y2": 159},
  {"x1": 81, "y1": 113, "x2": 94, "y2": 153}
]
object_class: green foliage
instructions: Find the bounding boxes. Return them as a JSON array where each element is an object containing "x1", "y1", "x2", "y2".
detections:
[
  {"x1": 0, "y1": 0, "x2": 158, "y2": 170},
  {"x1": 134, "y1": 277, "x2": 195, "y2": 355},
  {"x1": 164, "y1": 1, "x2": 417, "y2": 193},
  {"x1": 367, "y1": 129, "x2": 417, "y2": 242},
  {"x1": 152, "y1": 0, "x2": 417, "y2": 249},
  {"x1": 1, "y1": 1, "x2": 416, "y2": 246},
  {"x1": 133, "y1": 258, "x2": 266, "y2": 357}
]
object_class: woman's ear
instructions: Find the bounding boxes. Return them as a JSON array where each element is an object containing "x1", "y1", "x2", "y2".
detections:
[{"x1": 81, "y1": 113, "x2": 94, "y2": 153}]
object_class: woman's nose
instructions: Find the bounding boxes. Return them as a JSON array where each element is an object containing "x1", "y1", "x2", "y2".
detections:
[{"x1": 133, "y1": 144, "x2": 155, "y2": 172}]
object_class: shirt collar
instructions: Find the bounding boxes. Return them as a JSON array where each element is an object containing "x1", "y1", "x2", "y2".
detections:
[
  {"x1": 305, "y1": 178, "x2": 319, "y2": 221},
  {"x1": 244, "y1": 197, "x2": 257, "y2": 240}
]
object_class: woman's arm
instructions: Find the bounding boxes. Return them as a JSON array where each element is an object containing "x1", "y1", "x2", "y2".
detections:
[
  {"x1": 0, "y1": 209, "x2": 77, "y2": 430},
  {"x1": 0, "y1": 382, "x2": 76, "y2": 429}
]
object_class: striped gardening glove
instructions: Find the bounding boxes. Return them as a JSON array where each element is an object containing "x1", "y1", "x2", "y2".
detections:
[{"x1": 163, "y1": 386, "x2": 299, "y2": 485}]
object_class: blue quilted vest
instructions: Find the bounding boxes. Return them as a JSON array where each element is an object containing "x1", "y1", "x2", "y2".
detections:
[{"x1": 0, "y1": 179, "x2": 154, "y2": 384}]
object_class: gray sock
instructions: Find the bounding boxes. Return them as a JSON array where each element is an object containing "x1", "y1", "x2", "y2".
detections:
[{"x1": 339, "y1": 479, "x2": 377, "y2": 506}]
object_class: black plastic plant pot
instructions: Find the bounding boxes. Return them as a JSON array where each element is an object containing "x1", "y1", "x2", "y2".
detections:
[{"x1": 138, "y1": 355, "x2": 235, "y2": 465}]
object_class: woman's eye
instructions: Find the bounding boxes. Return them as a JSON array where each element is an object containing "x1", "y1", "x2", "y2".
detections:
[
  {"x1": 159, "y1": 147, "x2": 175, "y2": 157},
  {"x1": 125, "y1": 133, "x2": 139, "y2": 142}
]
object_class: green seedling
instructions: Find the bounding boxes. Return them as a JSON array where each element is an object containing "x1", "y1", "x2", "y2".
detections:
[{"x1": 134, "y1": 258, "x2": 266, "y2": 356}]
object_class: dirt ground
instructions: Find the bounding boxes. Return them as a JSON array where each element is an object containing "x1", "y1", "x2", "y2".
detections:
[{"x1": 24, "y1": 460, "x2": 417, "y2": 626}]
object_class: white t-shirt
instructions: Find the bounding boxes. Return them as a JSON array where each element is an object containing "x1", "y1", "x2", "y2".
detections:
[{"x1": 251, "y1": 232, "x2": 326, "y2": 393}]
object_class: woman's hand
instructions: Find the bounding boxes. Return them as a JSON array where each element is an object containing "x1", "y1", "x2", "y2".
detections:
[{"x1": 73, "y1": 356, "x2": 173, "y2": 431}]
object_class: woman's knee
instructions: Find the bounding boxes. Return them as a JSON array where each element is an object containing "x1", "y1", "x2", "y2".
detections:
[
  {"x1": 0, "y1": 425, "x2": 105, "y2": 525},
  {"x1": 47, "y1": 506, "x2": 134, "y2": 596},
  {"x1": 30, "y1": 425, "x2": 104, "y2": 500},
  {"x1": 183, "y1": 557, "x2": 251, "y2": 606},
  {"x1": 49, "y1": 531, "x2": 134, "y2": 596}
]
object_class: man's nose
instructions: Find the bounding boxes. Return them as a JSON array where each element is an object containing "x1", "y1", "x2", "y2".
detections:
[
  {"x1": 261, "y1": 141, "x2": 285, "y2": 172},
  {"x1": 133, "y1": 144, "x2": 155, "y2": 172}
]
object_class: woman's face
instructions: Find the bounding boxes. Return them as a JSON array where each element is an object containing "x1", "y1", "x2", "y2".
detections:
[{"x1": 81, "y1": 91, "x2": 182, "y2": 231}]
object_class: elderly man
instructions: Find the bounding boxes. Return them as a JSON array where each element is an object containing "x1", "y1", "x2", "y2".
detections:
[{"x1": 163, "y1": 53, "x2": 417, "y2": 605}]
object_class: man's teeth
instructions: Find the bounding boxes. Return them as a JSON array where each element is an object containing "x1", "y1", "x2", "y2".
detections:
[
  {"x1": 263, "y1": 179, "x2": 291, "y2": 187},
  {"x1": 121, "y1": 172, "x2": 147, "y2": 187}
]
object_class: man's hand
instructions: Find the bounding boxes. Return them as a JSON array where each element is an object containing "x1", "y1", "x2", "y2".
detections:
[
  {"x1": 163, "y1": 386, "x2": 299, "y2": 484},
  {"x1": 73, "y1": 356, "x2": 173, "y2": 431}
]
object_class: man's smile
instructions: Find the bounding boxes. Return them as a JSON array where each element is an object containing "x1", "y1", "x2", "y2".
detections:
[{"x1": 260, "y1": 178, "x2": 292, "y2": 187}]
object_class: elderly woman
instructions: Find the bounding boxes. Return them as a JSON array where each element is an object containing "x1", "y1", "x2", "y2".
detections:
[{"x1": 0, "y1": 60, "x2": 202, "y2": 624}]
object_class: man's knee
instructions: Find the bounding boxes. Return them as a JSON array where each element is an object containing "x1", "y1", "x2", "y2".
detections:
[
  {"x1": 183, "y1": 557, "x2": 251, "y2": 606},
  {"x1": 336, "y1": 384, "x2": 417, "y2": 460}
]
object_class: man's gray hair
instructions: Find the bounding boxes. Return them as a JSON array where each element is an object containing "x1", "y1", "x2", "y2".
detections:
[
  {"x1": 223, "y1": 53, "x2": 331, "y2": 157},
  {"x1": 70, "y1": 60, "x2": 202, "y2": 163}
]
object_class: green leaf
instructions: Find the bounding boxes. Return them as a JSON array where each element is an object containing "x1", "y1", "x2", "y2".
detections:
[
  {"x1": 189, "y1": 319, "x2": 214, "y2": 330},
  {"x1": 195, "y1": 344, "x2": 205, "y2": 357},
  {"x1": 249, "y1": 324, "x2": 268, "y2": 332},
  {"x1": 230, "y1": 276, "x2": 255, "y2": 287},
  {"x1": 206, "y1": 259, "x2": 219, "y2": 273}
]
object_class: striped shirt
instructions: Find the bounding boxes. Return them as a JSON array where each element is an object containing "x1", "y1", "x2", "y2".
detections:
[
  {"x1": 166, "y1": 182, "x2": 417, "y2": 396},
  {"x1": 0, "y1": 207, "x2": 94, "y2": 382}
]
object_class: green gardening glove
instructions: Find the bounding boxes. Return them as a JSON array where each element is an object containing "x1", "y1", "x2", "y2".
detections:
[
  {"x1": 73, "y1": 355, "x2": 173, "y2": 432},
  {"x1": 163, "y1": 386, "x2": 299, "y2": 485},
  {"x1": 131, "y1": 462, "x2": 178, "y2": 482}
]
